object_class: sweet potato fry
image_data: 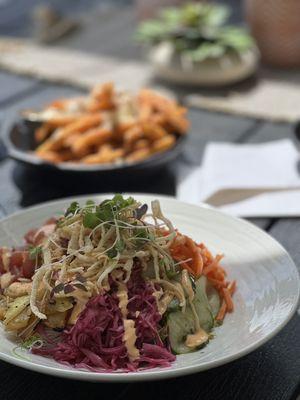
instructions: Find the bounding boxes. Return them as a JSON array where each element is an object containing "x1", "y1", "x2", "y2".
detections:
[
  {"x1": 35, "y1": 123, "x2": 53, "y2": 143},
  {"x1": 151, "y1": 113, "x2": 167, "y2": 126},
  {"x1": 117, "y1": 119, "x2": 136, "y2": 135},
  {"x1": 71, "y1": 127, "x2": 112, "y2": 157},
  {"x1": 90, "y1": 82, "x2": 115, "y2": 110},
  {"x1": 32, "y1": 83, "x2": 189, "y2": 166},
  {"x1": 36, "y1": 114, "x2": 103, "y2": 153},
  {"x1": 126, "y1": 148, "x2": 151, "y2": 162},
  {"x1": 124, "y1": 125, "x2": 143, "y2": 146},
  {"x1": 36, "y1": 151, "x2": 63, "y2": 163},
  {"x1": 47, "y1": 115, "x2": 84, "y2": 127},
  {"x1": 138, "y1": 89, "x2": 189, "y2": 134},
  {"x1": 64, "y1": 133, "x2": 81, "y2": 147},
  {"x1": 35, "y1": 128, "x2": 64, "y2": 153},
  {"x1": 56, "y1": 114, "x2": 103, "y2": 139},
  {"x1": 140, "y1": 121, "x2": 168, "y2": 140},
  {"x1": 134, "y1": 139, "x2": 150, "y2": 150},
  {"x1": 47, "y1": 97, "x2": 86, "y2": 110},
  {"x1": 82, "y1": 145, "x2": 124, "y2": 164},
  {"x1": 152, "y1": 135, "x2": 176, "y2": 154},
  {"x1": 138, "y1": 103, "x2": 152, "y2": 121}
]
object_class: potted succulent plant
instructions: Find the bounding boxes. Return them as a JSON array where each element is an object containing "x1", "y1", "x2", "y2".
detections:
[{"x1": 136, "y1": 2, "x2": 259, "y2": 86}]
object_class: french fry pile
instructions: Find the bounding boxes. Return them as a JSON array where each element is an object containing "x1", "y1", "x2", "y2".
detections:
[{"x1": 29, "y1": 82, "x2": 189, "y2": 165}]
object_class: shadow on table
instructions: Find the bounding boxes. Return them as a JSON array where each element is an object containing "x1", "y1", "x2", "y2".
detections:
[{"x1": 12, "y1": 164, "x2": 177, "y2": 208}]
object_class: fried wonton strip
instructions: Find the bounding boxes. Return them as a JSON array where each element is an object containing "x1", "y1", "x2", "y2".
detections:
[{"x1": 30, "y1": 265, "x2": 48, "y2": 320}]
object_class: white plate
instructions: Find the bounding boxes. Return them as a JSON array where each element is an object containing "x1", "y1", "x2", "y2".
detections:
[{"x1": 0, "y1": 194, "x2": 299, "y2": 382}]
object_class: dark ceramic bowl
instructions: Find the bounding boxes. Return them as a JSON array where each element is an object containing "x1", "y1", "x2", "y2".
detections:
[
  {"x1": 294, "y1": 121, "x2": 300, "y2": 149},
  {"x1": 3, "y1": 117, "x2": 187, "y2": 176}
]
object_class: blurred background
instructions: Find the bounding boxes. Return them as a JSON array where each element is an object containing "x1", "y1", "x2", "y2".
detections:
[{"x1": 1, "y1": 0, "x2": 300, "y2": 210}]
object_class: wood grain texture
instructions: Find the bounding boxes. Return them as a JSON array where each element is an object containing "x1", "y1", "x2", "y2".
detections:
[
  {"x1": 56, "y1": 7, "x2": 140, "y2": 61},
  {"x1": 246, "y1": 121, "x2": 295, "y2": 143},
  {"x1": 181, "y1": 109, "x2": 256, "y2": 165}
]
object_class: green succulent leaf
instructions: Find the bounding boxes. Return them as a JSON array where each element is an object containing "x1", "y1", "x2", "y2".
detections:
[{"x1": 187, "y1": 42, "x2": 225, "y2": 62}]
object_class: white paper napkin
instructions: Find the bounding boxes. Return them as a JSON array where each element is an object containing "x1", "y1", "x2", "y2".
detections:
[{"x1": 177, "y1": 139, "x2": 300, "y2": 217}]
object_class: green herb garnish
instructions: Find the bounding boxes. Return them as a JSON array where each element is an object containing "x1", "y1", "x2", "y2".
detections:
[
  {"x1": 107, "y1": 248, "x2": 118, "y2": 259},
  {"x1": 82, "y1": 194, "x2": 135, "y2": 229},
  {"x1": 12, "y1": 335, "x2": 43, "y2": 361},
  {"x1": 28, "y1": 245, "x2": 42, "y2": 260},
  {"x1": 65, "y1": 201, "x2": 80, "y2": 217},
  {"x1": 166, "y1": 269, "x2": 180, "y2": 280},
  {"x1": 83, "y1": 212, "x2": 101, "y2": 229}
]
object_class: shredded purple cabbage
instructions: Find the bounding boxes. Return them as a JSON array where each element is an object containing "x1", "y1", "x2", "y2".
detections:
[{"x1": 33, "y1": 266, "x2": 175, "y2": 372}]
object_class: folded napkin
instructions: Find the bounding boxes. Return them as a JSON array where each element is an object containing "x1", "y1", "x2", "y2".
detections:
[{"x1": 177, "y1": 139, "x2": 300, "y2": 217}]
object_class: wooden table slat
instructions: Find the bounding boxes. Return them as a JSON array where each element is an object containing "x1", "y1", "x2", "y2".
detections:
[{"x1": 0, "y1": 72, "x2": 38, "y2": 105}]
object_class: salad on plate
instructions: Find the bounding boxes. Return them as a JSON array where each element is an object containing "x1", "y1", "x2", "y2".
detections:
[{"x1": 0, "y1": 195, "x2": 235, "y2": 372}]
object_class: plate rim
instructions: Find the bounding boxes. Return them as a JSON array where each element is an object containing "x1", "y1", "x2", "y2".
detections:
[{"x1": 0, "y1": 193, "x2": 299, "y2": 382}]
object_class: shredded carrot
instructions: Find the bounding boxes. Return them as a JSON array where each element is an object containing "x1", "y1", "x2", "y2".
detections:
[
  {"x1": 207, "y1": 278, "x2": 227, "y2": 289},
  {"x1": 185, "y1": 237, "x2": 203, "y2": 276},
  {"x1": 228, "y1": 280, "x2": 236, "y2": 295},
  {"x1": 216, "y1": 300, "x2": 227, "y2": 322},
  {"x1": 203, "y1": 263, "x2": 217, "y2": 275},
  {"x1": 170, "y1": 234, "x2": 204, "y2": 278},
  {"x1": 215, "y1": 269, "x2": 226, "y2": 281},
  {"x1": 169, "y1": 232, "x2": 236, "y2": 322},
  {"x1": 222, "y1": 288, "x2": 234, "y2": 312}
]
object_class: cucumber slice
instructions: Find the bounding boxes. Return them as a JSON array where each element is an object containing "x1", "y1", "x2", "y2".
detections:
[
  {"x1": 193, "y1": 276, "x2": 214, "y2": 332},
  {"x1": 206, "y1": 280, "x2": 221, "y2": 318},
  {"x1": 167, "y1": 307, "x2": 195, "y2": 354},
  {"x1": 167, "y1": 275, "x2": 221, "y2": 354}
]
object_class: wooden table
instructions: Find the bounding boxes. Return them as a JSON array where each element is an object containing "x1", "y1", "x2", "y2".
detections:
[{"x1": 0, "y1": 4, "x2": 299, "y2": 400}]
